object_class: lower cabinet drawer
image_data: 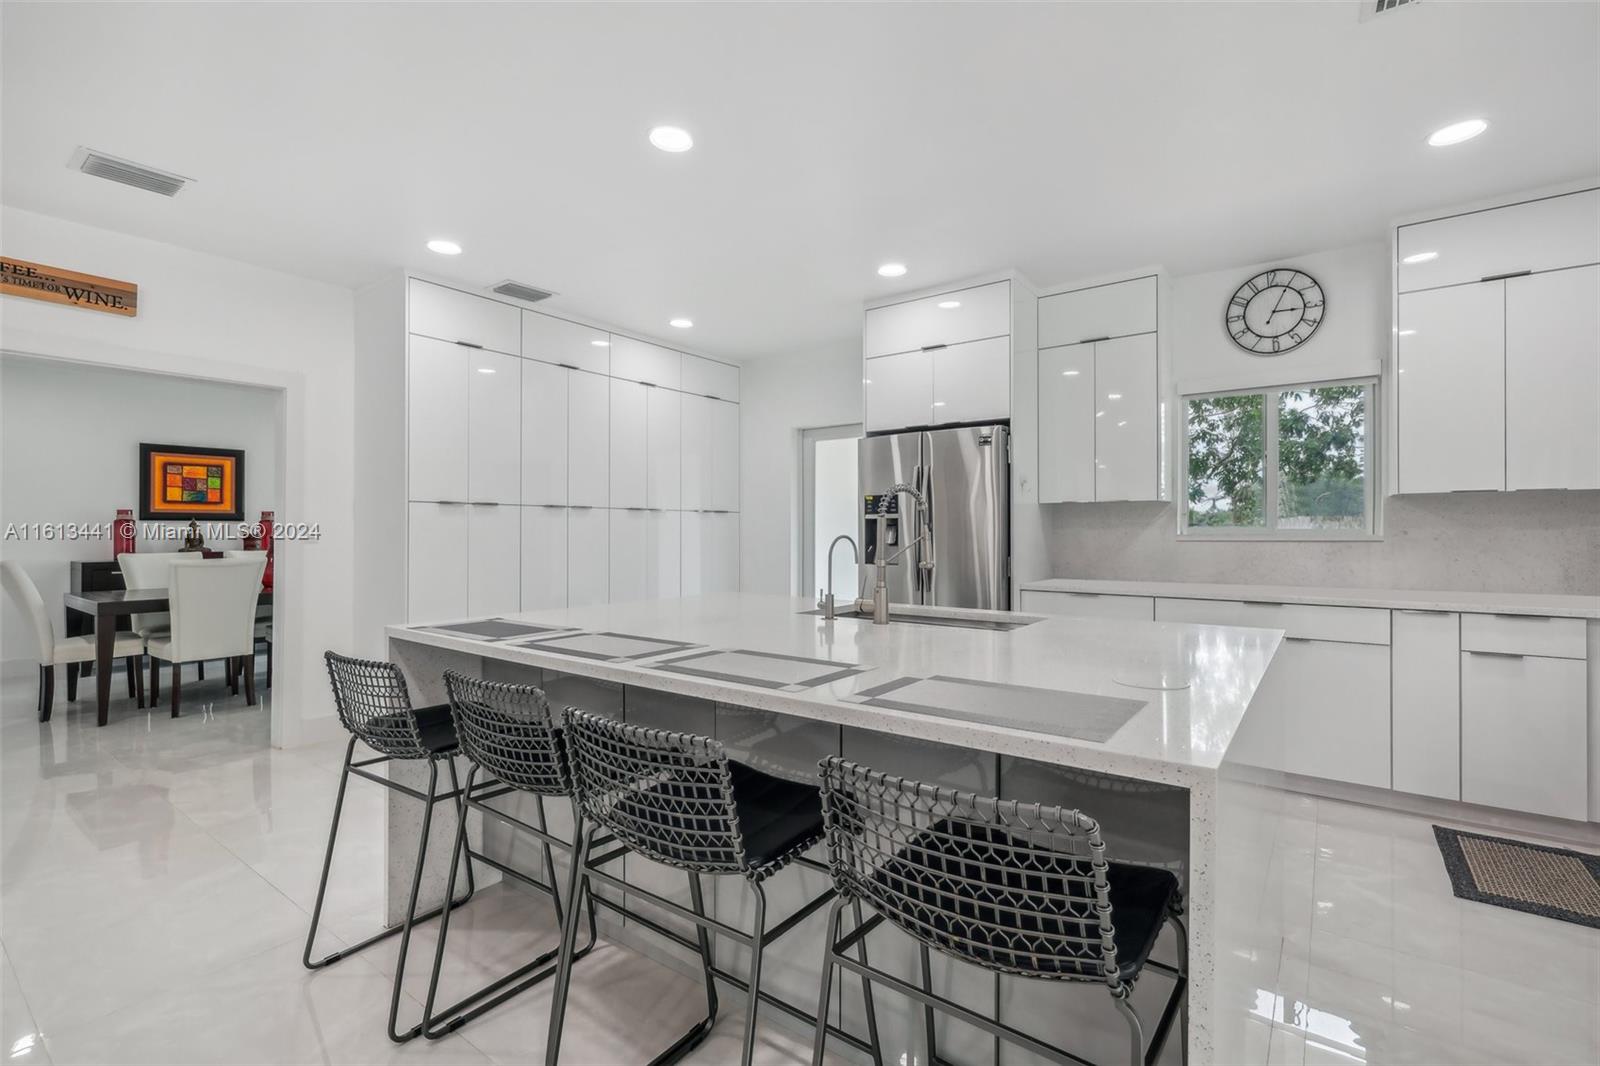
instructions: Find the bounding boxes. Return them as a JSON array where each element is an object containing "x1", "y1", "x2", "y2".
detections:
[
  {"x1": 1018, "y1": 590, "x2": 1154, "y2": 621},
  {"x1": 1155, "y1": 597, "x2": 1390, "y2": 645},
  {"x1": 1461, "y1": 612, "x2": 1587, "y2": 660},
  {"x1": 1461, "y1": 651, "x2": 1588, "y2": 821},
  {"x1": 1235, "y1": 638, "x2": 1391, "y2": 789}
]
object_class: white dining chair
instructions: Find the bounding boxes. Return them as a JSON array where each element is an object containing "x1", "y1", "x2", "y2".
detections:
[
  {"x1": 224, "y1": 550, "x2": 271, "y2": 691},
  {"x1": 115, "y1": 552, "x2": 173, "y2": 645},
  {"x1": 2, "y1": 561, "x2": 145, "y2": 721},
  {"x1": 146, "y1": 554, "x2": 267, "y2": 716}
]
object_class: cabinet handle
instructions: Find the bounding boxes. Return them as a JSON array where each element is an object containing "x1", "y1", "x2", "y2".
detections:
[
  {"x1": 703, "y1": 392, "x2": 721, "y2": 400},
  {"x1": 556, "y1": 362, "x2": 579, "y2": 371},
  {"x1": 1079, "y1": 335, "x2": 1112, "y2": 344},
  {"x1": 470, "y1": 501, "x2": 501, "y2": 506},
  {"x1": 920, "y1": 343, "x2": 948, "y2": 351},
  {"x1": 1397, "y1": 608, "x2": 1451, "y2": 615},
  {"x1": 639, "y1": 380, "x2": 657, "y2": 388},
  {"x1": 1467, "y1": 650, "x2": 1525, "y2": 659},
  {"x1": 1479, "y1": 269, "x2": 1532, "y2": 282},
  {"x1": 435, "y1": 500, "x2": 467, "y2": 506},
  {"x1": 1070, "y1": 592, "x2": 1103, "y2": 598},
  {"x1": 1243, "y1": 600, "x2": 1281, "y2": 608},
  {"x1": 1492, "y1": 613, "x2": 1548, "y2": 621},
  {"x1": 454, "y1": 339, "x2": 485, "y2": 349}
]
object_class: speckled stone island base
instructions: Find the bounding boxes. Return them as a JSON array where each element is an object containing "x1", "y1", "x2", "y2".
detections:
[{"x1": 1434, "y1": 825, "x2": 1600, "y2": 929}]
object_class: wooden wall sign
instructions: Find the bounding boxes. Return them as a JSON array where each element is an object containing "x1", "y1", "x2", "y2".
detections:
[{"x1": 0, "y1": 257, "x2": 137, "y2": 316}]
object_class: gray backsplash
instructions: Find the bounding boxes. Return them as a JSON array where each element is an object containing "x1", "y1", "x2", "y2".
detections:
[{"x1": 1040, "y1": 490, "x2": 1600, "y2": 595}]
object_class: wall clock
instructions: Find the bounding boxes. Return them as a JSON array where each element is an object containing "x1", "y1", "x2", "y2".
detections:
[{"x1": 1225, "y1": 268, "x2": 1325, "y2": 355}]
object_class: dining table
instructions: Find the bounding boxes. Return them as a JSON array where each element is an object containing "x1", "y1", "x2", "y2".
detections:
[{"x1": 63, "y1": 587, "x2": 273, "y2": 726}]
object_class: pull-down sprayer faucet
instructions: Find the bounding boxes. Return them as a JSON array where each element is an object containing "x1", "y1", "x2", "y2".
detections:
[{"x1": 869, "y1": 483, "x2": 933, "y2": 624}]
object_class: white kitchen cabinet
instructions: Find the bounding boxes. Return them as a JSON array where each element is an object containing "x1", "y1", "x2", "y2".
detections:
[
  {"x1": 521, "y1": 359, "x2": 569, "y2": 506},
  {"x1": 466, "y1": 504, "x2": 520, "y2": 616},
  {"x1": 1461, "y1": 651, "x2": 1588, "y2": 821},
  {"x1": 1396, "y1": 187, "x2": 1600, "y2": 293},
  {"x1": 1462, "y1": 612, "x2": 1587, "y2": 659},
  {"x1": 864, "y1": 349, "x2": 934, "y2": 433},
  {"x1": 408, "y1": 502, "x2": 468, "y2": 621},
  {"x1": 609, "y1": 379, "x2": 648, "y2": 508},
  {"x1": 610, "y1": 509, "x2": 681, "y2": 603},
  {"x1": 682, "y1": 511, "x2": 738, "y2": 596},
  {"x1": 1037, "y1": 342, "x2": 1095, "y2": 502},
  {"x1": 1037, "y1": 275, "x2": 1157, "y2": 348},
  {"x1": 1251, "y1": 638, "x2": 1392, "y2": 789},
  {"x1": 408, "y1": 279, "x2": 521, "y2": 355},
  {"x1": 1017, "y1": 590, "x2": 1154, "y2": 620},
  {"x1": 931, "y1": 335, "x2": 1010, "y2": 425},
  {"x1": 467, "y1": 349, "x2": 521, "y2": 504},
  {"x1": 1155, "y1": 597, "x2": 1389, "y2": 644},
  {"x1": 522, "y1": 310, "x2": 609, "y2": 373},
  {"x1": 520, "y1": 506, "x2": 568, "y2": 611},
  {"x1": 567, "y1": 371, "x2": 609, "y2": 508},
  {"x1": 407, "y1": 336, "x2": 469, "y2": 502},
  {"x1": 1396, "y1": 281, "x2": 1506, "y2": 493},
  {"x1": 1505, "y1": 265, "x2": 1600, "y2": 491},
  {"x1": 681, "y1": 354, "x2": 740, "y2": 402},
  {"x1": 1093, "y1": 333, "x2": 1159, "y2": 501},
  {"x1": 710, "y1": 398, "x2": 740, "y2": 512},
  {"x1": 864, "y1": 280, "x2": 1011, "y2": 358},
  {"x1": 646, "y1": 386, "x2": 682, "y2": 510},
  {"x1": 681, "y1": 394, "x2": 713, "y2": 511},
  {"x1": 566, "y1": 508, "x2": 609, "y2": 607},
  {"x1": 1391, "y1": 610, "x2": 1461, "y2": 801},
  {"x1": 610, "y1": 336, "x2": 682, "y2": 389}
]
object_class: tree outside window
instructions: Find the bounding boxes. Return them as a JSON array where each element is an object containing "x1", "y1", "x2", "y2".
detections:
[{"x1": 1184, "y1": 380, "x2": 1373, "y2": 536}]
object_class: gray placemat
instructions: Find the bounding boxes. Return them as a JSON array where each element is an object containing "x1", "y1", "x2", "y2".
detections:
[
  {"x1": 518, "y1": 631, "x2": 701, "y2": 661},
  {"x1": 654, "y1": 648, "x2": 865, "y2": 690},
  {"x1": 854, "y1": 675, "x2": 1146, "y2": 743},
  {"x1": 427, "y1": 619, "x2": 574, "y2": 641}
]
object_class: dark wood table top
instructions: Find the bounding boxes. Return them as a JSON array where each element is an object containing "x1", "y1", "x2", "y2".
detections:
[{"x1": 65, "y1": 588, "x2": 273, "y2": 615}]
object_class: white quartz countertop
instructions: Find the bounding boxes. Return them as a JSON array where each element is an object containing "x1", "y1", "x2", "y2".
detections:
[
  {"x1": 387, "y1": 594, "x2": 1283, "y2": 785},
  {"x1": 1019, "y1": 577, "x2": 1600, "y2": 619}
]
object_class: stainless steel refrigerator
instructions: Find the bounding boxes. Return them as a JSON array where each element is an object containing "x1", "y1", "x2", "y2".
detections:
[{"x1": 858, "y1": 425, "x2": 1010, "y2": 611}]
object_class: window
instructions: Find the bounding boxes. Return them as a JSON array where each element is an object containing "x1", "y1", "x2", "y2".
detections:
[{"x1": 1182, "y1": 379, "x2": 1375, "y2": 537}]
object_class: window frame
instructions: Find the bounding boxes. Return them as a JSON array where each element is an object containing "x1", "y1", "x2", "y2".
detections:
[{"x1": 1178, "y1": 376, "x2": 1380, "y2": 541}]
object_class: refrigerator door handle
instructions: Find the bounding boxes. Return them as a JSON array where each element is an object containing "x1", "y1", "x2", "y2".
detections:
[{"x1": 919, "y1": 432, "x2": 935, "y2": 605}]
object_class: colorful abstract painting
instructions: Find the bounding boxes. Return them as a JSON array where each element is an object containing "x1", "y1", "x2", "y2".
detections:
[{"x1": 139, "y1": 443, "x2": 245, "y2": 520}]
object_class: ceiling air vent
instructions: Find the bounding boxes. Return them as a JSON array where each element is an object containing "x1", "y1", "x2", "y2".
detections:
[
  {"x1": 491, "y1": 280, "x2": 556, "y2": 304},
  {"x1": 68, "y1": 147, "x2": 192, "y2": 197},
  {"x1": 1358, "y1": 0, "x2": 1420, "y2": 22}
]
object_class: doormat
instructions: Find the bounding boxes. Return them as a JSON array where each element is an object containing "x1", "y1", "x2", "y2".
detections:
[{"x1": 1433, "y1": 825, "x2": 1600, "y2": 929}]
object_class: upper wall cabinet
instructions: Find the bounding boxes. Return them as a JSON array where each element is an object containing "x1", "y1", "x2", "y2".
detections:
[
  {"x1": 681, "y1": 353, "x2": 740, "y2": 402},
  {"x1": 522, "y1": 310, "x2": 609, "y2": 374},
  {"x1": 408, "y1": 279, "x2": 520, "y2": 355},
  {"x1": 610, "y1": 336, "x2": 682, "y2": 390},
  {"x1": 1393, "y1": 187, "x2": 1599, "y2": 495},
  {"x1": 1037, "y1": 275, "x2": 1163, "y2": 502},
  {"x1": 864, "y1": 280, "x2": 1011, "y2": 358},
  {"x1": 1396, "y1": 188, "x2": 1600, "y2": 293},
  {"x1": 1037, "y1": 275, "x2": 1157, "y2": 348}
]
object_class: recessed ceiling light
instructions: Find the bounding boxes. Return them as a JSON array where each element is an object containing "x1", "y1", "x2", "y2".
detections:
[
  {"x1": 669, "y1": 318, "x2": 693, "y2": 329},
  {"x1": 427, "y1": 239, "x2": 462, "y2": 256},
  {"x1": 1402, "y1": 251, "x2": 1439, "y2": 264},
  {"x1": 1427, "y1": 119, "x2": 1488, "y2": 147},
  {"x1": 649, "y1": 126, "x2": 694, "y2": 153},
  {"x1": 476, "y1": 367, "x2": 496, "y2": 374},
  {"x1": 877, "y1": 263, "x2": 907, "y2": 278},
  {"x1": 1107, "y1": 393, "x2": 1123, "y2": 400},
  {"x1": 1062, "y1": 370, "x2": 1081, "y2": 377},
  {"x1": 591, "y1": 339, "x2": 610, "y2": 347},
  {"x1": 932, "y1": 401, "x2": 947, "y2": 407},
  {"x1": 938, "y1": 300, "x2": 961, "y2": 309}
]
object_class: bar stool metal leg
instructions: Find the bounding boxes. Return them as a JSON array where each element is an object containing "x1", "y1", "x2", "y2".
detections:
[
  {"x1": 386, "y1": 760, "x2": 440, "y2": 1043},
  {"x1": 852, "y1": 899, "x2": 884, "y2": 1066},
  {"x1": 739, "y1": 883, "x2": 768, "y2": 1066},
  {"x1": 545, "y1": 821, "x2": 597, "y2": 1066}
]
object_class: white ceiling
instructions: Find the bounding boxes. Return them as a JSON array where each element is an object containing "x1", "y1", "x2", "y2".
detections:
[{"x1": 3, "y1": 1, "x2": 1597, "y2": 361}]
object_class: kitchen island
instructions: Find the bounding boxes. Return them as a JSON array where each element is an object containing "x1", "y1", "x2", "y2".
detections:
[{"x1": 383, "y1": 593, "x2": 1287, "y2": 1065}]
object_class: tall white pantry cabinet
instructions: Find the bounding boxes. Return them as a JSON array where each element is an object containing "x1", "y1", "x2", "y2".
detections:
[{"x1": 354, "y1": 276, "x2": 740, "y2": 631}]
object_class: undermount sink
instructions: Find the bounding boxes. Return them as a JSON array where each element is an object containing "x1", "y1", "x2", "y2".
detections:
[{"x1": 799, "y1": 607, "x2": 1036, "y2": 632}]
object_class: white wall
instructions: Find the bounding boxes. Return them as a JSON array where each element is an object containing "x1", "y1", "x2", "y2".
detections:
[
  {"x1": 0, "y1": 206, "x2": 356, "y2": 744},
  {"x1": 738, "y1": 342, "x2": 862, "y2": 595},
  {"x1": 0, "y1": 356, "x2": 282, "y2": 660}
]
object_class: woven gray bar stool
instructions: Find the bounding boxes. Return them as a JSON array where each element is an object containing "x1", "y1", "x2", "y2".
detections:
[
  {"x1": 303, "y1": 652, "x2": 475, "y2": 1044},
  {"x1": 544, "y1": 709, "x2": 883, "y2": 1066},
  {"x1": 811, "y1": 757, "x2": 1188, "y2": 1066},
  {"x1": 418, "y1": 670, "x2": 598, "y2": 1039}
]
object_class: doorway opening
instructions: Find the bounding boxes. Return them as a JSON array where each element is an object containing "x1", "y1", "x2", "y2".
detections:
[{"x1": 800, "y1": 423, "x2": 862, "y2": 604}]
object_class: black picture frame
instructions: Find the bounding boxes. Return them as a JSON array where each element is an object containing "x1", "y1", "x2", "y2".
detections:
[{"x1": 138, "y1": 442, "x2": 247, "y2": 521}]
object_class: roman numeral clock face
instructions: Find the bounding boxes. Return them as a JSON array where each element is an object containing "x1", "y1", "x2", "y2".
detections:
[{"x1": 1226, "y1": 269, "x2": 1325, "y2": 355}]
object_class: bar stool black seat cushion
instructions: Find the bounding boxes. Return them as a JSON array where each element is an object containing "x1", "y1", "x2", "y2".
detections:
[
  {"x1": 874, "y1": 818, "x2": 1179, "y2": 982},
  {"x1": 728, "y1": 760, "x2": 825, "y2": 870},
  {"x1": 365, "y1": 703, "x2": 459, "y2": 756}
]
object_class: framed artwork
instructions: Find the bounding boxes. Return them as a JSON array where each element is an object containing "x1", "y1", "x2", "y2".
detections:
[{"x1": 139, "y1": 443, "x2": 245, "y2": 521}]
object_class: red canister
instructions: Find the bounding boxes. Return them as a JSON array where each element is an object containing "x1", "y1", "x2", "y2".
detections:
[
  {"x1": 259, "y1": 511, "x2": 275, "y2": 590},
  {"x1": 113, "y1": 509, "x2": 135, "y2": 557}
]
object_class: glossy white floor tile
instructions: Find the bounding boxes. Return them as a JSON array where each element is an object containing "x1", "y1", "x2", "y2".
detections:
[{"x1": 2, "y1": 666, "x2": 1597, "y2": 1064}]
